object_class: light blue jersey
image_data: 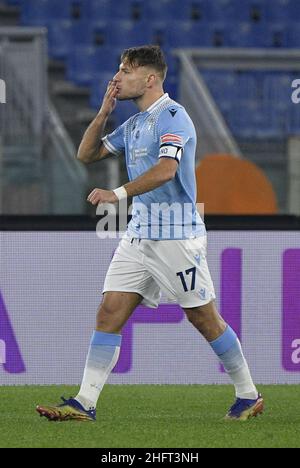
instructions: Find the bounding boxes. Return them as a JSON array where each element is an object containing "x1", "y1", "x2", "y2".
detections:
[{"x1": 102, "y1": 93, "x2": 206, "y2": 240}]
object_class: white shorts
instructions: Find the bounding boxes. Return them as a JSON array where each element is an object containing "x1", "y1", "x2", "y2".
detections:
[{"x1": 103, "y1": 236, "x2": 216, "y2": 309}]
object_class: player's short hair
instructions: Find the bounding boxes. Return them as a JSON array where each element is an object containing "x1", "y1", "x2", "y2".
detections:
[{"x1": 121, "y1": 45, "x2": 167, "y2": 82}]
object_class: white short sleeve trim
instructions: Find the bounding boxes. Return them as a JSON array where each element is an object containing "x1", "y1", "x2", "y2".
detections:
[{"x1": 102, "y1": 136, "x2": 122, "y2": 156}]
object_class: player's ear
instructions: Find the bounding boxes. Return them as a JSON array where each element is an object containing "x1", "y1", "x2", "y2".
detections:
[{"x1": 146, "y1": 73, "x2": 156, "y2": 87}]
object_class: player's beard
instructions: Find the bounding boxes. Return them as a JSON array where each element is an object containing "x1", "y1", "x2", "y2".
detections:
[{"x1": 117, "y1": 89, "x2": 145, "y2": 101}]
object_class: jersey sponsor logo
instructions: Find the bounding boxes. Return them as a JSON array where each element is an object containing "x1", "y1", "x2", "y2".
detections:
[
  {"x1": 129, "y1": 147, "x2": 148, "y2": 165},
  {"x1": 160, "y1": 133, "x2": 183, "y2": 146},
  {"x1": 194, "y1": 254, "x2": 200, "y2": 265}
]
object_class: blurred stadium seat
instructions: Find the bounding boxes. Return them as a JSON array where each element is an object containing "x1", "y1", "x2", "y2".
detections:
[
  {"x1": 287, "y1": 24, "x2": 300, "y2": 48},
  {"x1": 5, "y1": 0, "x2": 299, "y2": 140},
  {"x1": 265, "y1": 0, "x2": 292, "y2": 22},
  {"x1": 107, "y1": 20, "x2": 150, "y2": 47},
  {"x1": 21, "y1": 0, "x2": 50, "y2": 26},
  {"x1": 144, "y1": 0, "x2": 207, "y2": 21},
  {"x1": 108, "y1": 0, "x2": 146, "y2": 21},
  {"x1": 81, "y1": 0, "x2": 111, "y2": 21},
  {"x1": 288, "y1": 0, "x2": 300, "y2": 21},
  {"x1": 165, "y1": 21, "x2": 205, "y2": 48},
  {"x1": 67, "y1": 46, "x2": 120, "y2": 86},
  {"x1": 288, "y1": 103, "x2": 300, "y2": 134},
  {"x1": 47, "y1": 20, "x2": 73, "y2": 60},
  {"x1": 5, "y1": 0, "x2": 23, "y2": 5}
]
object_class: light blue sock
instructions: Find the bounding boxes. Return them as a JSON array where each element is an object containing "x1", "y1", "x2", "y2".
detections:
[
  {"x1": 209, "y1": 326, "x2": 258, "y2": 400},
  {"x1": 75, "y1": 330, "x2": 121, "y2": 410}
]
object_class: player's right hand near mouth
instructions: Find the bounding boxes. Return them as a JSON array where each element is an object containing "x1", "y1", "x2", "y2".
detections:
[{"x1": 99, "y1": 80, "x2": 119, "y2": 117}]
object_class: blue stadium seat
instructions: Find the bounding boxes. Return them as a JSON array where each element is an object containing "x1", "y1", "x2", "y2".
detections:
[
  {"x1": 165, "y1": 21, "x2": 206, "y2": 48},
  {"x1": 47, "y1": 20, "x2": 73, "y2": 60},
  {"x1": 228, "y1": 101, "x2": 282, "y2": 138},
  {"x1": 5, "y1": 0, "x2": 23, "y2": 5},
  {"x1": 164, "y1": 51, "x2": 179, "y2": 77},
  {"x1": 107, "y1": 20, "x2": 151, "y2": 47},
  {"x1": 230, "y1": 0, "x2": 266, "y2": 22},
  {"x1": 236, "y1": 22, "x2": 287, "y2": 48},
  {"x1": 247, "y1": 103, "x2": 287, "y2": 137},
  {"x1": 21, "y1": 0, "x2": 49, "y2": 26},
  {"x1": 288, "y1": 0, "x2": 300, "y2": 21},
  {"x1": 227, "y1": 101, "x2": 255, "y2": 138},
  {"x1": 263, "y1": 73, "x2": 293, "y2": 106},
  {"x1": 267, "y1": 23, "x2": 288, "y2": 47},
  {"x1": 210, "y1": 22, "x2": 234, "y2": 47},
  {"x1": 210, "y1": 0, "x2": 266, "y2": 22},
  {"x1": 164, "y1": 75, "x2": 178, "y2": 100},
  {"x1": 146, "y1": 0, "x2": 216, "y2": 22},
  {"x1": 259, "y1": 104, "x2": 287, "y2": 138},
  {"x1": 109, "y1": 0, "x2": 146, "y2": 21},
  {"x1": 67, "y1": 46, "x2": 120, "y2": 86},
  {"x1": 201, "y1": 70, "x2": 237, "y2": 101},
  {"x1": 164, "y1": 22, "x2": 229, "y2": 49},
  {"x1": 81, "y1": 0, "x2": 145, "y2": 22},
  {"x1": 264, "y1": 0, "x2": 292, "y2": 22},
  {"x1": 48, "y1": 0, "x2": 73, "y2": 20},
  {"x1": 287, "y1": 24, "x2": 300, "y2": 47},
  {"x1": 166, "y1": 0, "x2": 211, "y2": 21},
  {"x1": 149, "y1": 21, "x2": 169, "y2": 48},
  {"x1": 288, "y1": 104, "x2": 300, "y2": 135},
  {"x1": 71, "y1": 19, "x2": 109, "y2": 47},
  {"x1": 67, "y1": 46, "x2": 96, "y2": 86},
  {"x1": 81, "y1": 0, "x2": 113, "y2": 21},
  {"x1": 209, "y1": 0, "x2": 236, "y2": 21},
  {"x1": 231, "y1": 24, "x2": 256, "y2": 48},
  {"x1": 70, "y1": 20, "x2": 94, "y2": 47},
  {"x1": 12, "y1": 0, "x2": 79, "y2": 21},
  {"x1": 50, "y1": 20, "x2": 111, "y2": 63},
  {"x1": 145, "y1": 0, "x2": 179, "y2": 21}
]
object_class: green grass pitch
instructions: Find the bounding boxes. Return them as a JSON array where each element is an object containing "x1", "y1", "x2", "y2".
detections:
[{"x1": 0, "y1": 385, "x2": 299, "y2": 448}]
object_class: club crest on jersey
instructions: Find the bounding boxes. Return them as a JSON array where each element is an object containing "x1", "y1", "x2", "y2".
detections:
[
  {"x1": 147, "y1": 117, "x2": 156, "y2": 131},
  {"x1": 199, "y1": 288, "x2": 206, "y2": 300}
]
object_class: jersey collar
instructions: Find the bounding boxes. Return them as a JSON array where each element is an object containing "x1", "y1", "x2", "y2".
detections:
[{"x1": 146, "y1": 93, "x2": 169, "y2": 114}]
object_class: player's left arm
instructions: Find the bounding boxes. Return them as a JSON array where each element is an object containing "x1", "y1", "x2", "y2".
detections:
[
  {"x1": 87, "y1": 107, "x2": 187, "y2": 205},
  {"x1": 87, "y1": 157, "x2": 178, "y2": 205}
]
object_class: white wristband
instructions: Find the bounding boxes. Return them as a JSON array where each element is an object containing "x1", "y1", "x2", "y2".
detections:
[{"x1": 113, "y1": 186, "x2": 128, "y2": 201}]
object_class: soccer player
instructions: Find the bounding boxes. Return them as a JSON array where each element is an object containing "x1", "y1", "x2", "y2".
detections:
[{"x1": 36, "y1": 45, "x2": 263, "y2": 422}]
